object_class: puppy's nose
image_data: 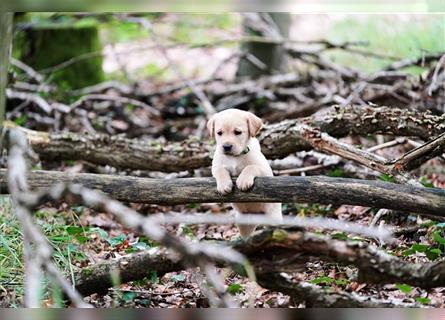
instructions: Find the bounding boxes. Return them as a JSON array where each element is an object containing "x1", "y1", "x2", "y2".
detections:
[{"x1": 223, "y1": 144, "x2": 233, "y2": 152}]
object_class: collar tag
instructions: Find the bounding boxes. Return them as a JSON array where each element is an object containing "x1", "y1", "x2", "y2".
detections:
[{"x1": 241, "y1": 146, "x2": 250, "y2": 155}]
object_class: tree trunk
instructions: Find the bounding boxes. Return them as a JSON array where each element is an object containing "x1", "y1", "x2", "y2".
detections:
[
  {"x1": 237, "y1": 13, "x2": 291, "y2": 77},
  {"x1": 0, "y1": 13, "x2": 13, "y2": 128},
  {"x1": 1, "y1": 169, "x2": 444, "y2": 217}
]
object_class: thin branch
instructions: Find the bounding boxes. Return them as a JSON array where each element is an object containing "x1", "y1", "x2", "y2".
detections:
[
  {"x1": 366, "y1": 137, "x2": 407, "y2": 152},
  {"x1": 157, "y1": 213, "x2": 394, "y2": 242},
  {"x1": 10, "y1": 58, "x2": 45, "y2": 83},
  {"x1": 297, "y1": 124, "x2": 421, "y2": 185},
  {"x1": 6, "y1": 89, "x2": 52, "y2": 114},
  {"x1": 384, "y1": 52, "x2": 445, "y2": 71},
  {"x1": 427, "y1": 54, "x2": 445, "y2": 96},
  {"x1": 6, "y1": 128, "x2": 92, "y2": 308},
  {"x1": 390, "y1": 132, "x2": 445, "y2": 172}
]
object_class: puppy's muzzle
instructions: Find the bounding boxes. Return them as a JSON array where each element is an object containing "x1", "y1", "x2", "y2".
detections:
[{"x1": 223, "y1": 144, "x2": 233, "y2": 154}]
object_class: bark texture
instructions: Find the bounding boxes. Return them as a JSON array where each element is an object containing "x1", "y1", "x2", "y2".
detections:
[
  {"x1": 0, "y1": 169, "x2": 444, "y2": 217},
  {"x1": 7, "y1": 105, "x2": 445, "y2": 172},
  {"x1": 75, "y1": 247, "x2": 181, "y2": 295}
]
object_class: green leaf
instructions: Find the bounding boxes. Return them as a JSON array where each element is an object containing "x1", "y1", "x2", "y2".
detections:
[
  {"x1": 420, "y1": 177, "x2": 434, "y2": 188},
  {"x1": 107, "y1": 234, "x2": 126, "y2": 247},
  {"x1": 426, "y1": 248, "x2": 441, "y2": 261},
  {"x1": 331, "y1": 232, "x2": 348, "y2": 241},
  {"x1": 170, "y1": 273, "x2": 186, "y2": 283},
  {"x1": 433, "y1": 231, "x2": 445, "y2": 245},
  {"x1": 395, "y1": 283, "x2": 413, "y2": 294},
  {"x1": 335, "y1": 278, "x2": 349, "y2": 287},
  {"x1": 227, "y1": 283, "x2": 242, "y2": 295},
  {"x1": 65, "y1": 226, "x2": 85, "y2": 235},
  {"x1": 379, "y1": 174, "x2": 395, "y2": 182},
  {"x1": 14, "y1": 115, "x2": 28, "y2": 126},
  {"x1": 122, "y1": 291, "x2": 137, "y2": 303},
  {"x1": 311, "y1": 276, "x2": 335, "y2": 285},
  {"x1": 402, "y1": 248, "x2": 415, "y2": 256},
  {"x1": 411, "y1": 244, "x2": 429, "y2": 252},
  {"x1": 328, "y1": 168, "x2": 344, "y2": 177},
  {"x1": 415, "y1": 297, "x2": 431, "y2": 305},
  {"x1": 75, "y1": 235, "x2": 88, "y2": 244}
]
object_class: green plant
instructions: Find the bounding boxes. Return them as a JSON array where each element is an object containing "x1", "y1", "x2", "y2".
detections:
[
  {"x1": 227, "y1": 283, "x2": 243, "y2": 295},
  {"x1": 395, "y1": 283, "x2": 413, "y2": 294},
  {"x1": 403, "y1": 227, "x2": 445, "y2": 261}
]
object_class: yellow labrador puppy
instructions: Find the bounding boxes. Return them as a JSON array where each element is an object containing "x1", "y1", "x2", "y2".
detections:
[{"x1": 207, "y1": 109, "x2": 282, "y2": 237}]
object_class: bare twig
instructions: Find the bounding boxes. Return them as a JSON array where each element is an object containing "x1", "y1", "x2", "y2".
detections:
[
  {"x1": 384, "y1": 52, "x2": 445, "y2": 71},
  {"x1": 366, "y1": 137, "x2": 407, "y2": 152},
  {"x1": 298, "y1": 124, "x2": 421, "y2": 185},
  {"x1": 6, "y1": 89, "x2": 52, "y2": 114},
  {"x1": 427, "y1": 54, "x2": 445, "y2": 96},
  {"x1": 157, "y1": 213, "x2": 394, "y2": 242},
  {"x1": 390, "y1": 132, "x2": 445, "y2": 172},
  {"x1": 10, "y1": 58, "x2": 45, "y2": 83},
  {"x1": 6, "y1": 128, "x2": 92, "y2": 308}
]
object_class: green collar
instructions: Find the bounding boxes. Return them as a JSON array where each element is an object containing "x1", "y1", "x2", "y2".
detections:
[{"x1": 233, "y1": 146, "x2": 250, "y2": 157}]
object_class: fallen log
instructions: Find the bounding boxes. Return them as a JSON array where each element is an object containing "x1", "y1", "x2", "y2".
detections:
[
  {"x1": 74, "y1": 228, "x2": 433, "y2": 307},
  {"x1": 0, "y1": 169, "x2": 444, "y2": 217},
  {"x1": 6, "y1": 105, "x2": 445, "y2": 172}
]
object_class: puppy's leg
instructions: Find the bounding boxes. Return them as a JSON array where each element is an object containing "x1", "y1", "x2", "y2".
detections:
[
  {"x1": 234, "y1": 210, "x2": 257, "y2": 237},
  {"x1": 212, "y1": 166, "x2": 233, "y2": 195},
  {"x1": 236, "y1": 165, "x2": 266, "y2": 191},
  {"x1": 266, "y1": 203, "x2": 283, "y2": 223}
]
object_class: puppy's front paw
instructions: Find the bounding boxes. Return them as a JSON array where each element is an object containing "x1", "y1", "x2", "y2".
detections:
[
  {"x1": 236, "y1": 173, "x2": 255, "y2": 191},
  {"x1": 216, "y1": 179, "x2": 233, "y2": 195}
]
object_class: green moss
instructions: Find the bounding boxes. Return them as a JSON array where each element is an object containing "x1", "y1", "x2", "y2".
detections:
[
  {"x1": 14, "y1": 21, "x2": 104, "y2": 89},
  {"x1": 272, "y1": 229, "x2": 288, "y2": 242}
]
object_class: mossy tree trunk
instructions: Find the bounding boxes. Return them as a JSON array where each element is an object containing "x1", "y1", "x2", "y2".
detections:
[
  {"x1": 0, "y1": 13, "x2": 13, "y2": 128},
  {"x1": 14, "y1": 21, "x2": 104, "y2": 89},
  {"x1": 237, "y1": 13, "x2": 291, "y2": 78}
]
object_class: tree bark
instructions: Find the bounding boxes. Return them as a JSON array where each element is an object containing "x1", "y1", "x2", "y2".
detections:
[
  {"x1": 237, "y1": 13, "x2": 291, "y2": 77},
  {"x1": 0, "y1": 13, "x2": 13, "y2": 128},
  {"x1": 257, "y1": 273, "x2": 417, "y2": 307},
  {"x1": 6, "y1": 105, "x2": 445, "y2": 172},
  {"x1": 75, "y1": 247, "x2": 181, "y2": 295},
  {"x1": 0, "y1": 169, "x2": 444, "y2": 217}
]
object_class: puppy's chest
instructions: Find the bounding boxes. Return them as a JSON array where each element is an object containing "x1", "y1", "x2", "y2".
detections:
[{"x1": 222, "y1": 157, "x2": 247, "y2": 176}]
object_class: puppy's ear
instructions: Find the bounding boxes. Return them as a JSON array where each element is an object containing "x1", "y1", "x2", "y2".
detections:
[
  {"x1": 207, "y1": 115, "x2": 216, "y2": 138},
  {"x1": 246, "y1": 112, "x2": 263, "y2": 137}
]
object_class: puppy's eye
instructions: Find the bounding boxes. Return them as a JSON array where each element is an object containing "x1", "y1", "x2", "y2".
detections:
[
  {"x1": 234, "y1": 130, "x2": 242, "y2": 135},
  {"x1": 217, "y1": 131, "x2": 223, "y2": 136}
]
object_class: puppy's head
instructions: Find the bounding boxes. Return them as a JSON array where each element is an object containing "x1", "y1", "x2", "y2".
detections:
[{"x1": 207, "y1": 109, "x2": 263, "y2": 156}]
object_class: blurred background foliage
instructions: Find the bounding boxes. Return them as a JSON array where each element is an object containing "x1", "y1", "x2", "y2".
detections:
[{"x1": 11, "y1": 13, "x2": 444, "y2": 90}]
